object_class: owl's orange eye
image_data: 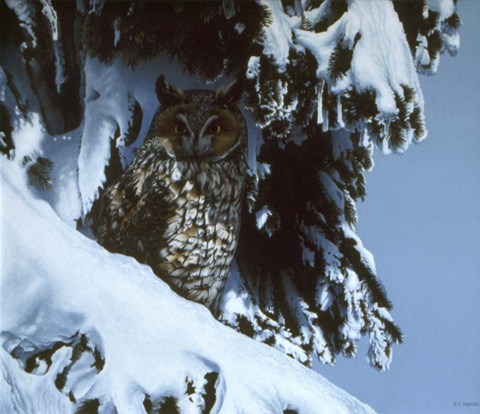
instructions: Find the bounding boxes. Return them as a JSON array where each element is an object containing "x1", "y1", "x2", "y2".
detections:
[
  {"x1": 208, "y1": 124, "x2": 221, "y2": 135},
  {"x1": 174, "y1": 124, "x2": 187, "y2": 135}
]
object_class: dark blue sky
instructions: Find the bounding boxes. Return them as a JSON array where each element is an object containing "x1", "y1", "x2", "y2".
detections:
[{"x1": 319, "y1": 1, "x2": 480, "y2": 413}]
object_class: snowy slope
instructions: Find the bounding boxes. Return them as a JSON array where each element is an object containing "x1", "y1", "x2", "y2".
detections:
[{"x1": 0, "y1": 160, "x2": 376, "y2": 414}]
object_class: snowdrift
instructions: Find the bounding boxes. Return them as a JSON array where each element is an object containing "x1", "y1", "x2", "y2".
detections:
[{"x1": 0, "y1": 160, "x2": 375, "y2": 414}]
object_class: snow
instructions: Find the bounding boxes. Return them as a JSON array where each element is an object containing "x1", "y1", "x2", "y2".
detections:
[
  {"x1": 442, "y1": 29, "x2": 460, "y2": 56},
  {"x1": 256, "y1": 205, "x2": 272, "y2": 230},
  {"x1": 219, "y1": 263, "x2": 258, "y2": 326},
  {"x1": 260, "y1": 0, "x2": 300, "y2": 71},
  {"x1": 428, "y1": 0, "x2": 456, "y2": 20},
  {"x1": 78, "y1": 57, "x2": 131, "y2": 216},
  {"x1": 294, "y1": 20, "x2": 342, "y2": 80},
  {"x1": 415, "y1": 0, "x2": 459, "y2": 74},
  {"x1": 342, "y1": 225, "x2": 377, "y2": 275},
  {"x1": 319, "y1": 171, "x2": 345, "y2": 211},
  {"x1": 9, "y1": 112, "x2": 46, "y2": 163},
  {"x1": 317, "y1": 283, "x2": 334, "y2": 312},
  {"x1": 297, "y1": 219, "x2": 343, "y2": 283},
  {"x1": 304, "y1": 0, "x2": 330, "y2": 28},
  {"x1": 42, "y1": 127, "x2": 83, "y2": 225},
  {"x1": 341, "y1": 270, "x2": 363, "y2": 343},
  {"x1": 219, "y1": 281, "x2": 305, "y2": 363},
  {"x1": 0, "y1": 160, "x2": 377, "y2": 414},
  {"x1": 296, "y1": 0, "x2": 423, "y2": 117},
  {"x1": 1, "y1": 347, "x2": 73, "y2": 414},
  {"x1": 366, "y1": 316, "x2": 392, "y2": 371},
  {"x1": 331, "y1": 129, "x2": 354, "y2": 163},
  {"x1": 246, "y1": 56, "x2": 260, "y2": 80}
]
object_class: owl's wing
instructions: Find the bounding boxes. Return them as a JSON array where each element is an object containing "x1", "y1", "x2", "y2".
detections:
[
  {"x1": 96, "y1": 143, "x2": 173, "y2": 258},
  {"x1": 95, "y1": 180, "x2": 129, "y2": 252}
]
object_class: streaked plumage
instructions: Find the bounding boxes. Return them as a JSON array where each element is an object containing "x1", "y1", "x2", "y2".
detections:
[{"x1": 96, "y1": 76, "x2": 247, "y2": 311}]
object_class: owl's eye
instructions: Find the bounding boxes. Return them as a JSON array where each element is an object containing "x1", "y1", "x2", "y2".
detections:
[
  {"x1": 207, "y1": 124, "x2": 221, "y2": 135},
  {"x1": 174, "y1": 124, "x2": 187, "y2": 135}
]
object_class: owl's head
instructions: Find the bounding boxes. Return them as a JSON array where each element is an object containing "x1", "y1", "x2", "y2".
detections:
[{"x1": 148, "y1": 75, "x2": 246, "y2": 162}]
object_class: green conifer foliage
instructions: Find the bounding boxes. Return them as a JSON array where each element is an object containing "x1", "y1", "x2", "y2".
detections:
[{"x1": 23, "y1": 155, "x2": 54, "y2": 191}]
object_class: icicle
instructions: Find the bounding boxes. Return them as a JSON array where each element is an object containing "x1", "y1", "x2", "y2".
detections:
[
  {"x1": 359, "y1": 121, "x2": 372, "y2": 151},
  {"x1": 380, "y1": 119, "x2": 392, "y2": 154},
  {"x1": 316, "y1": 82, "x2": 324, "y2": 125},
  {"x1": 0, "y1": 68, "x2": 6, "y2": 100},
  {"x1": 113, "y1": 18, "x2": 121, "y2": 47},
  {"x1": 383, "y1": 119, "x2": 390, "y2": 138},
  {"x1": 405, "y1": 126, "x2": 414, "y2": 147},
  {"x1": 422, "y1": 2, "x2": 429, "y2": 19},
  {"x1": 322, "y1": 108, "x2": 329, "y2": 132},
  {"x1": 39, "y1": 0, "x2": 65, "y2": 93},
  {"x1": 336, "y1": 96, "x2": 345, "y2": 129},
  {"x1": 222, "y1": 0, "x2": 236, "y2": 19},
  {"x1": 53, "y1": 47, "x2": 65, "y2": 93},
  {"x1": 0, "y1": 133, "x2": 7, "y2": 150}
]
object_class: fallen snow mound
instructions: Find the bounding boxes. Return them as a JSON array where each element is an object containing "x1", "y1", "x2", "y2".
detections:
[{"x1": 0, "y1": 160, "x2": 376, "y2": 414}]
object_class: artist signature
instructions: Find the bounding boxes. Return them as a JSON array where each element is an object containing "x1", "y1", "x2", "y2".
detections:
[{"x1": 454, "y1": 402, "x2": 479, "y2": 408}]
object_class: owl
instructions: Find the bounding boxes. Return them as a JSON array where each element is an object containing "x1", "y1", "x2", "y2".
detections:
[{"x1": 95, "y1": 75, "x2": 247, "y2": 312}]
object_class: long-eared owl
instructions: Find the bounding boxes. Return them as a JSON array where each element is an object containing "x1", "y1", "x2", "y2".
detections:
[{"x1": 95, "y1": 76, "x2": 247, "y2": 312}]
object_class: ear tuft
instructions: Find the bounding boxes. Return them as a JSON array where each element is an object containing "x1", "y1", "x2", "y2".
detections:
[
  {"x1": 214, "y1": 78, "x2": 244, "y2": 107},
  {"x1": 156, "y1": 75, "x2": 187, "y2": 106}
]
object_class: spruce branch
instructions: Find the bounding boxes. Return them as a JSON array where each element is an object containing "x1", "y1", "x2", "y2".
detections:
[
  {"x1": 445, "y1": 12, "x2": 461, "y2": 30},
  {"x1": 387, "y1": 120, "x2": 408, "y2": 152},
  {"x1": 410, "y1": 105, "x2": 426, "y2": 140},
  {"x1": 401, "y1": 84, "x2": 416, "y2": 104},
  {"x1": 23, "y1": 155, "x2": 54, "y2": 191},
  {"x1": 427, "y1": 29, "x2": 443, "y2": 56},
  {"x1": 327, "y1": 39, "x2": 354, "y2": 82}
]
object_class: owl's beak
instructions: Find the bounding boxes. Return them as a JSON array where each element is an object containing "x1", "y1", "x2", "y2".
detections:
[
  {"x1": 195, "y1": 132, "x2": 214, "y2": 158},
  {"x1": 176, "y1": 133, "x2": 196, "y2": 159},
  {"x1": 192, "y1": 136, "x2": 200, "y2": 153}
]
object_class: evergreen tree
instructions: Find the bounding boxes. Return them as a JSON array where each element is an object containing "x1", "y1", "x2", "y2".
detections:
[{"x1": 0, "y1": 0, "x2": 460, "y2": 371}]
